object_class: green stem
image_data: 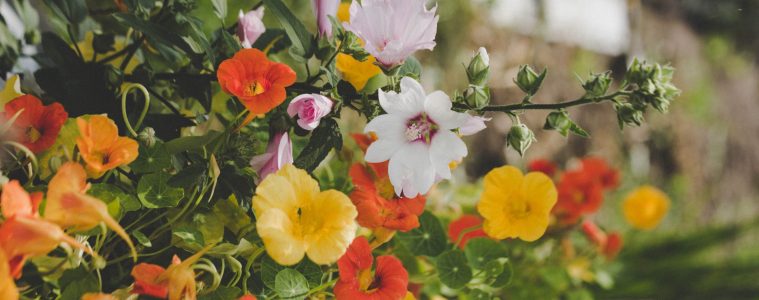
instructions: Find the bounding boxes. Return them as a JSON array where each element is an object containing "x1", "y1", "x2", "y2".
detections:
[
  {"x1": 480, "y1": 91, "x2": 628, "y2": 112},
  {"x1": 308, "y1": 278, "x2": 339, "y2": 296},
  {"x1": 67, "y1": 25, "x2": 83, "y2": 58},
  {"x1": 241, "y1": 248, "x2": 265, "y2": 293},
  {"x1": 121, "y1": 83, "x2": 151, "y2": 137}
]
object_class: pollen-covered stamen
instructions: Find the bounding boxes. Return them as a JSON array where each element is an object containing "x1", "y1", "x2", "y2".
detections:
[{"x1": 404, "y1": 114, "x2": 437, "y2": 143}]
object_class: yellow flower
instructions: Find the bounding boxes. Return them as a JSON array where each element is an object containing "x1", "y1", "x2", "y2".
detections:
[
  {"x1": 477, "y1": 166, "x2": 557, "y2": 242},
  {"x1": 337, "y1": 2, "x2": 351, "y2": 23},
  {"x1": 76, "y1": 32, "x2": 139, "y2": 74},
  {"x1": 0, "y1": 74, "x2": 23, "y2": 111},
  {"x1": 336, "y1": 54, "x2": 382, "y2": 92},
  {"x1": 253, "y1": 164, "x2": 357, "y2": 265},
  {"x1": 623, "y1": 185, "x2": 669, "y2": 230},
  {"x1": 76, "y1": 115, "x2": 139, "y2": 178}
]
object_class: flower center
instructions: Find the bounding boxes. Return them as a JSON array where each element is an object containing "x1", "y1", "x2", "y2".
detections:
[
  {"x1": 507, "y1": 199, "x2": 531, "y2": 219},
  {"x1": 358, "y1": 268, "x2": 376, "y2": 292},
  {"x1": 572, "y1": 191, "x2": 585, "y2": 204},
  {"x1": 405, "y1": 114, "x2": 437, "y2": 143},
  {"x1": 25, "y1": 126, "x2": 41, "y2": 143},
  {"x1": 243, "y1": 80, "x2": 267, "y2": 96}
]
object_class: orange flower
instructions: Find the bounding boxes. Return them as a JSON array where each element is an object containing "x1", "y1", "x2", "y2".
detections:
[
  {"x1": 527, "y1": 159, "x2": 557, "y2": 177},
  {"x1": 217, "y1": 49, "x2": 296, "y2": 115},
  {"x1": 0, "y1": 248, "x2": 17, "y2": 300},
  {"x1": 76, "y1": 115, "x2": 139, "y2": 177},
  {"x1": 0, "y1": 181, "x2": 92, "y2": 278},
  {"x1": 579, "y1": 157, "x2": 619, "y2": 189},
  {"x1": 447, "y1": 214, "x2": 487, "y2": 249},
  {"x1": 239, "y1": 295, "x2": 258, "y2": 300},
  {"x1": 3, "y1": 94, "x2": 68, "y2": 153},
  {"x1": 349, "y1": 134, "x2": 425, "y2": 232},
  {"x1": 81, "y1": 293, "x2": 118, "y2": 300},
  {"x1": 44, "y1": 162, "x2": 137, "y2": 259},
  {"x1": 334, "y1": 237, "x2": 409, "y2": 300},
  {"x1": 581, "y1": 220, "x2": 623, "y2": 260},
  {"x1": 552, "y1": 158, "x2": 619, "y2": 225},
  {"x1": 131, "y1": 246, "x2": 212, "y2": 300}
]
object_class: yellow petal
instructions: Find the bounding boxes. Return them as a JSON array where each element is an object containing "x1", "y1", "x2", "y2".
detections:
[
  {"x1": 277, "y1": 164, "x2": 319, "y2": 207},
  {"x1": 336, "y1": 53, "x2": 381, "y2": 91},
  {"x1": 302, "y1": 190, "x2": 357, "y2": 265},
  {"x1": 0, "y1": 248, "x2": 18, "y2": 300},
  {"x1": 522, "y1": 172, "x2": 558, "y2": 213},
  {"x1": 252, "y1": 173, "x2": 298, "y2": 219},
  {"x1": 256, "y1": 209, "x2": 306, "y2": 266},
  {"x1": 623, "y1": 185, "x2": 670, "y2": 230},
  {"x1": 0, "y1": 74, "x2": 23, "y2": 112}
]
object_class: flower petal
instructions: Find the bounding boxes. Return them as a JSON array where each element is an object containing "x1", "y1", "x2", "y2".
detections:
[
  {"x1": 425, "y1": 91, "x2": 468, "y2": 130},
  {"x1": 257, "y1": 209, "x2": 307, "y2": 266}
]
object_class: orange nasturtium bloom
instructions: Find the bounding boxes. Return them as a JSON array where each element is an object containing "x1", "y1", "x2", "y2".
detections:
[
  {"x1": 0, "y1": 249, "x2": 18, "y2": 300},
  {"x1": 44, "y1": 162, "x2": 137, "y2": 259},
  {"x1": 3, "y1": 94, "x2": 68, "y2": 153},
  {"x1": 477, "y1": 166, "x2": 558, "y2": 242},
  {"x1": 76, "y1": 115, "x2": 139, "y2": 178},
  {"x1": 131, "y1": 245, "x2": 213, "y2": 300},
  {"x1": 623, "y1": 185, "x2": 670, "y2": 230},
  {"x1": 80, "y1": 293, "x2": 118, "y2": 300},
  {"x1": 217, "y1": 48, "x2": 297, "y2": 115},
  {"x1": 0, "y1": 181, "x2": 91, "y2": 278}
]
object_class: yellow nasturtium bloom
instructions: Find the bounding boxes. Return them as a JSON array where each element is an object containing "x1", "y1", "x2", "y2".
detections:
[
  {"x1": 623, "y1": 185, "x2": 670, "y2": 230},
  {"x1": 76, "y1": 115, "x2": 139, "y2": 178},
  {"x1": 253, "y1": 164, "x2": 358, "y2": 266},
  {"x1": 0, "y1": 249, "x2": 18, "y2": 300},
  {"x1": 334, "y1": 1, "x2": 381, "y2": 91},
  {"x1": 337, "y1": 2, "x2": 351, "y2": 23},
  {"x1": 477, "y1": 166, "x2": 558, "y2": 242}
]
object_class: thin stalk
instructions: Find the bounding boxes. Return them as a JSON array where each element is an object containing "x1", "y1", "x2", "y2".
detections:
[{"x1": 480, "y1": 91, "x2": 628, "y2": 112}]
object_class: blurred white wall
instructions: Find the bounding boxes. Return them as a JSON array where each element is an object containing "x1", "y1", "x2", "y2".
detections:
[{"x1": 489, "y1": 0, "x2": 630, "y2": 55}]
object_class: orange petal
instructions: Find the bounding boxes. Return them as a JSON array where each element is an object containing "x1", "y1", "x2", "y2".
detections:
[
  {"x1": 131, "y1": 263, "x2": 169, "y2": 298},
  {"x1": 1, "y1": 180, "x2": 34, "y2": 218},
  {"x1": 0, "y1": 249, "x2": 19, "y2": 300},
  {"x1": 0, "y1": 216, "x2": 92, "y2": 261},
  {"x1": 47, "y1": 162, "x2": 88, "y2": 203}
]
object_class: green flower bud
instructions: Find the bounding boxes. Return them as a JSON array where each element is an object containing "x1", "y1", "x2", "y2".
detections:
[
  {"x1": 464, "y1": 85, "x2": 490, "y2": 109},
  {"x1": 582, "y1": 71, "x2": 612, "y2": 98},
  {"x1": 543, "y1": 110, "x2": 572, "y2": 136},
  {"x1": 138, "y1": 127, "x2": 157, "y2": 148},
  {"x1": 615, "y1": 103, "x2": 644, "y2": 128},
  {"x1": 467, "y1": 47, "x2": 490, "y2": 86},
  {"x1": 507, "y1": 123, "x2": 535, "y2": 156},
  {"x1": 515, "y1": 65, "x2": 546, "y2": 95}
]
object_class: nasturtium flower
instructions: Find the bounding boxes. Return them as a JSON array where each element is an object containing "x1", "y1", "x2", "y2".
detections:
[
  {"x1": 447, "y1": 214, "x2": 487, "y2": 249},
  {"x1": 217, "y1": 49, "x2": 297, "y2": 115},
  {"x1": 623, "y1": 185, "x2": 670, "y2": 230},
  {"x1": 580, "y1": 157, "x2": 620, "y2": 189},
  {"x1": 350, "y1": 162, "x2": 426, "y2": 232},
  {"x1": 131, "y1": 246, "x2": 212, "y2": 300},
  {"x1": 334, "y1": 236, "x2": 409, "y2": 300},
  {"x1": 45, "y1": 162, "x2": 137, "y2": 259},
  {"x1": 336, "y1": 54, "x2": 382, "y2": 91},
  {"x1": 344, "y1": 0, "x2": 438, "y2": 69},
  {"x1": 250, "y1": 131, "x2": 293, "y2": 183},
  {"x1": 527, "y1": 159, "x2": 558, "y2": 177},
  {"x1": 76, "y1": 115, "x2": 139, "y2": 177},
  {"x1": 287, "y1": 93, "x2": 333, "y2": 131},
  {"x1": 237, "y1": 8, "x2": 266, "y2": 48},
  {"x1": 312, "y1": 0, "x2": 339, "y2": 38},
  {"x1": 0, "y1": 181, "x2": 90, "y2": 278},
  {"x1": 0, "y1": 249, "x2": 18, "y2": 300},
  {"x1": 581, "y1": 220, "x2": 623, "y2": 260},
  {"x1": 239, "y1": 295, "x2": 258, "y2": 300},
  {"x1": 81, "y1": 293, "x2": 118, "y2": 300},
  {"x1": 553, "y1": 170, "x2": 604, "y2": 224},
  {"x1": 363, "y1": 77, "x2": 469, "y2": 197},
  {"x1": 477, "y1": 166, "x2": 557, "y2": 242},
  {"x1": 253, "y1": 164, "x2": 357, "y2": 265},
  {"x1": 3, "y1": 95, "x2": 68, "y2": 153}
]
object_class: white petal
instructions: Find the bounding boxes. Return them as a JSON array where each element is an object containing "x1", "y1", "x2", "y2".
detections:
[
  {"x1": 364, "y1": 114, "x2": 406, "y2": 141},
  {"x1": 425, "y1": 91, "x2": 468, "y2": 130},
  {"x1": 429, "y1": 130, "x2": 468, "y2": 180},
  {"x1": 387, "y1": 143, "x2": 435, "y2": 197},
  {"x1": 365, "y1": 139, "x2": 402, "y2": 163},
  {"x1": 378, "y1": 77, "x2": 426, "y2": 118}
]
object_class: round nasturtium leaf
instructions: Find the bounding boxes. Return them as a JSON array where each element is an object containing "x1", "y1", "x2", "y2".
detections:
[
  {"x1": 436, "y1": 249, "x2": 473, "y2": 289},
  {"x1": 274, "y1": 268, "x2": 309, "y2": 300},
  {"x1": 397, "y1": 211, "x2": 447, "y2": 257},
  {"x1": 464, "y1": 238, "x2": 508, "y2": 270}
]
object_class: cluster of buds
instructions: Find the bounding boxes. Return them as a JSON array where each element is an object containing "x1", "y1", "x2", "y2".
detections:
[
  {"x1": 463, "y1": 48, "x2": 491, "y2": 109},
  {"x1": 616, "y1": 59, "x2": 680, "y2": 128}
]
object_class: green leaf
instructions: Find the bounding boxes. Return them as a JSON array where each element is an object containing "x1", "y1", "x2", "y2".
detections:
[
  {"x1": 570, "y1": 123, "x2": 590, "y2": 138},
  {"x1": 137, "y1": 172, "x2": 184, "y2": 208},
  {"x1": 132, "y1": 230, "x2": 152, "y2": 247},
  {"x1": 464, "y1": 238, "x2": 508, "y2": 269},
  {"x1": 164, "y1": 131, "x2": 222, "y2": 154},
  {"x1": 88, "y1": 183, "x2": 141, "y2": 217},
  {"x1": 468, "y1": 289, "x2": 492, "y2": 300},
  {"x1": 113, "y1": 13, "x2": 194, "y2": 55},
  {"x1": 172, "y1": 225, "x2": 205, "y2": 249},
  {"x1": 211, "y1": 0, "x2": 228, "y2": 20},
  {"x1": 44, "y1": 0, "x2": 87, "y2": 24},
  {"x1": 261, "y1": 255, "x2": 322, "y2": 290},
  {"x1": 397, "y1": 211, "x2": 447, "y2": 257},
  {"x1": 59, "y1": 267, "x2": 98, "y2": 300},
  {"x1": 173, "y1": 209, "x2": 224, "y2": 250},
  {"x1": 398, "y1": 56, "x2": 422, "y2": 78},
  {"x1": 490, "y1": 258, "x2": 513, "y2": 287},
  {"x1": 294, "y1": 118, "x2": 343, "y2": 172},
  {"x1": 543, "y1": 110, "x2": 590, "y2": 138},
  {"x1": 199, "y1": 286, "x2": 242, "y2": 300},
  {"x1": 274, "y1": 268, "x2": 309, "y2": 300},
  {"x1": 41, "y1": 32, "x2": 81, "y2": 68},
  {"x1": 435, "y1": 249, "x2": 473, "y2": 289},
  {"x1": 263, "y1": 0, "x2": 314, "y2": 58},
  {"x1": 567, "y1": 289, "x2": 594, "y2": 300},
  {"x1": 130, "y1": 141, "x2": 172, "y2": 174}
]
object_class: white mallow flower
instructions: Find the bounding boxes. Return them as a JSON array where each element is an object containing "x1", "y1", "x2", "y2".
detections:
[{"x1": 364, "y1": 77, "x2": 469, "y2": 197}]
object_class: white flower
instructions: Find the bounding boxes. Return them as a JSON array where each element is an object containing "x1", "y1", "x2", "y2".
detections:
[
  {"x1": 364, "y1": 77, "x2": 469, "y2": 197},
  {"x1": 459, "y1": 115, "x2": 490, "y2": 136},
  {"x1": 344, "y1": 0, "x2": 439, "y2": 69},
  {"x1": 237, "y1": 8, "x2": 266, "y2": 49}
]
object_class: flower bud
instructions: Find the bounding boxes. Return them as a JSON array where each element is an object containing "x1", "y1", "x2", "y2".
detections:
[
  {"x1": 466, "y1": 47, "x2": 490, "y2": 86},
  {"x1": 463, "y1": 85, "x2": 490, "y2": 109},
  {"x1": 515, "y1": 65, "x2": 546, "y2": 95},
  {"x1": 543, "y1": 110, "x2": 572, "y2": 136},
  {"x1": 506, "y1": 123, "x2": 535, "y2": 156},
  {"x1": 615, "y1": 103, "x2": 644, "y2": 128},
  {"x1": 582, "y1": 72, "x2": 612, "y2": 98},
  {"x1": 138, "y1": 127, "x2": 157, "y2": 148},
  {"x1": 237, "y1": 8, "x2": 266, "y2": 49}
]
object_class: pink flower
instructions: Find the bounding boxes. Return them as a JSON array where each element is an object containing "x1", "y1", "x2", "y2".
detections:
[
  {"x1": 237, "y1": 8, "x2": 266, "y2": 49},
  {"x1": 458, "y1": 115, "x2": 490, "y2": 136},
  {"x1": 287, "y1": 94, "x2": 333, "y2": 131},
  {"x1": 312, "y1": 0, "x2": 340, "y2": 38},
  {"x1": 250, "y1": 131, "x2": 293, "y2": 182},
  {"x1": 344, "y1": 0, "x2": 439, "y2": 69}
]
